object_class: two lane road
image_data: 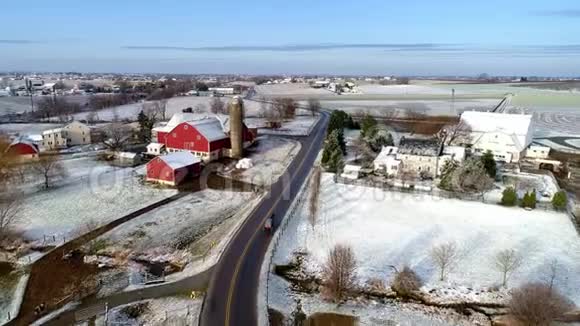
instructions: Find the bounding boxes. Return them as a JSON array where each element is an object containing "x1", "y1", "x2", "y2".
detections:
[{"x1": 200, "y1": 112, "x2": 329, "y2": 326}]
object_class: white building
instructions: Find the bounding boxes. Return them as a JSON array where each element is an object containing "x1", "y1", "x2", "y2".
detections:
[
  {"x1": 525, "y1": 144, "x2": 551, "y2": 159},
  {"x1": 208, "y1": 87, "x2": 236, "y2": 95},
  {"x1": 459, "y1": 111, "x2": 534, "y2": 163},
  {"x1": 373, "y1": 146, "x2": 401, "y2": 176},
  {"x1": 42, "y1": 121, "x2": 92, "y2": 149},
  {"x1": 341, "y1": 164, "x2": 363, "y2": 180}
]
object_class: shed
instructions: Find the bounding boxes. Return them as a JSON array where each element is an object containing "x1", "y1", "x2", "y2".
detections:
[
  {"x1": 146, "y1": 152, "x2": 201, "y2": 186},
  {"x1": 341, "y1": 164, "x2": 363, "y2": 180},
  {"x1": 146, "y1": 142, "x2": 166, "y2": 156},
  {"x1": 6, "y1": 140, "x2": 39, "y2": 161},
  {"x1": 116, "y1": 152, "x2": 141, "y2": 167}
]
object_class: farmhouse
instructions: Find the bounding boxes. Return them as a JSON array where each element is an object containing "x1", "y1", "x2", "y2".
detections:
[
  {"x1": 374, "y1": 138, "x2": 461, "y2": 178},
  {"x1": 146, "y1": 152, "x2": 201, "y2": 186},
  {"x1": 459, "y1": 111, "x2": 534, "y2": 163},
  {"x1": 6, "y1": 140, "x2": 39, "y2": 161},
  {"x1": 42, "y1": 121, "x2": 92, "y2": 149},
  {"x1": 148, "y1": 99, "x2": 256, "y2": 162}
]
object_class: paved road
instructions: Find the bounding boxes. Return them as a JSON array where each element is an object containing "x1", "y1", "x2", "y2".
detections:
[{"x1": 200, "y1": 112, "x2": 329, "y2": 326}]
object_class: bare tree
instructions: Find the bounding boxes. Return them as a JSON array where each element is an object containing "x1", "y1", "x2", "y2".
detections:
[
  {"x1": 264, "y1": 102, "x2": 283, "y2": 127},
  {"x1": 210, "y1": 97, "x2": 226, "y2": 114},
  {"x1": 307, "y1": 98, "x2": 321, "y2": 116},
  {"x1": 450, "y1": 158, "x2": 494, "y2": 195},
  {"x1": 308, "y1": 166, "x2": 322, "y2": 228},
  {"x1": 33, "y1": 155, "x2": 66, "y2": 188},
  {"x1": 351, "y1": 136, "x2": 373, "y2": 163},
  {"x1": 443, "y1": 120, "x2": 472, "y2": 146},
  {"x1": 86, "y1": 111, "x2": 98, "y2": 124},
  {"x1": 258, "y1": 96, "x2": 268, "y2": 118},
  {"x1": 431, "y1": 242, "x2": 460, "y2": 281},
  {"x1": 273, "y1": 97, "x2": 297, "y2": 119},
  {"x1": 392, "y1": 266, "x2": 422, "y2": 297},
  {"x1": 193, "y1": 103, "x2": 206, "y2": 114},
  {"x1": 102, "y1": 123, "x2": 131, "y2": 152},
  {"x1": 494, "y1": 249, "x2": 523, "y2": 287},
  {"x1": 509, "y1": 282, "x2": 574, "y2": 326},
  {"x1": 0, "y1": 193, "x2": 22, "y2": 241},
  {"x1": 322, "y1": 244, "x2": 357, "y2": 303}
]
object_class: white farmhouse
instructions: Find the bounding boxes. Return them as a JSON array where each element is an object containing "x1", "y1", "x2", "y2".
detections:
[
  {"x1": 42, "y1": 121, "x2": 92, "y2": 149},
  {"x1": 459, "y1": 111, "x2": 534, "y2": 163}
]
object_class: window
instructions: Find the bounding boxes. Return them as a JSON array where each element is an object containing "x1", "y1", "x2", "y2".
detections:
[
  {"x1": 197, "y1": 135, "x2": 201, "y2": 140},
  {"x1": 173, "y1": 133, "x2": 177, "y2": 138},
  {"x1": 184, "y1": 125, "x2": 188, "y2": 130}
]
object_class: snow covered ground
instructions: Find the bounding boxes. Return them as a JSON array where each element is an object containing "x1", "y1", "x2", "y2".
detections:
[
  {"x1": 96, "y1": 296, "x2": 202, "y2": 326},
  {"x1": 223, "y1": 136, "x2": 301, "y2": 186},
  {"x1": 357, "y1": 84, "x2": 457, "y2": 96},
  {"x1": 0, "y1": 268, "x2": 27, "y2": 323},
  {"x1": 96, "y1": 190, "x2": 255, "y2": 269},
  {"x1": 269, "y1": 173, "x2": 580, "y2": 324},
  {"x1": 318, "y1": 99, "x2": 500, "y2": 116},
  {"x1": 70, "y1": 96, "x2": 263, "y2": 122},
  {"x1": 17, "y1": 166, "x2": 177, "y2": 242},
  {"x1": 255, "y1": 83, "x2": 334, "y2": 96}
]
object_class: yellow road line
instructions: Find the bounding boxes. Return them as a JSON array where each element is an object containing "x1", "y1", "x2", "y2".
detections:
[{"x1": 224, "y1": 117, "x2": 326, "y2": 326}]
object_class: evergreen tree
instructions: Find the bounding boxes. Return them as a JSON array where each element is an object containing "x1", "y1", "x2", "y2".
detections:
[
  {"x1": 327, "y1": 147, "x2": 345, "y2": 173},
  {"x1": 367, "y1": 129, "x2": 394, "y2": 152},
  {"x1": 522, "y1": 191, "x2": 537, "y2": 209},
  {"x1": 360, "y1": 114, "x2": 378, "y2": 138},
  {"x1": 480, "y1": 150, "x2": 497, "y2": 178},
  {"x1": 337, "y1": 128, "x2": 346, "y2": 154},
  {"x1": 501, "y1": 187, "x2": 518, "y2": 206},
  {"x1": 137, "y1": 110, "x2": 154, "y2": 143},
  {"x1": 552, "y1": 190, "x2": 568, "y2": 210},
  {"x1": 322, "y1": 130, "x2": 341, "y2": 165}
]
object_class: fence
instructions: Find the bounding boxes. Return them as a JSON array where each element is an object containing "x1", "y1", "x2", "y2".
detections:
[{"x1": 258, "y1": 168, "x2": 314, "y2": 326}]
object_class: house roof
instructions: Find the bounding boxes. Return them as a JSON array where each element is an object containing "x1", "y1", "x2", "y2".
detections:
[
  {"x1": 184, "y1": 118, "x2": 229, "y2": 142},
  {"x1": 374, "y1": 146, "x2": 398, "y2": 163},
  {"x1": 398, "y1": 137, "x2": 441, "y2": 156},
  {"x1": 147, "y1": 142, "x2": 165, "y2": 150},
  {"x1": 158, "y1": 152, "x2": 201, "y2": 169},
  {"x1": 460, "y1": 111, "x2": 533, "y2": 136}
]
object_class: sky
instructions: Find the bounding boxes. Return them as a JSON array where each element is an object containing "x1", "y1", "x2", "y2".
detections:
[{"x1": 1, "y1": 0, "x2": 579, "y2": 76}]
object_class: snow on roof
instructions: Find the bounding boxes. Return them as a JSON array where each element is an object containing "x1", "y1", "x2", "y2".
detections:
[
  {"x1": 460, "y1": 111, "x2": 533, "y2": 136},
  {"x1": 42, "y1": 127, "x2": 64, "y2": 135},
  {"x1": 343, "y1": 164, "x2": 362, "y2": 172},
  {"x1": 158, "y1": 152, "x2": 200, "y2": 169},
  {"x1": 185, "y1": 118, "x2": 228, "y2": 142},
  {"x1": 374, "y1": 146, "x2": 399, "y2": 164},
  {"x1": 147, "y1": 142, "x2": 165, "y2": 150},
  {"x1": 442, "y1": 145, "x2": 466, "y2": 160},
  {"x1": 118, "y1": 152, "x2": 138, "y2": 159}
]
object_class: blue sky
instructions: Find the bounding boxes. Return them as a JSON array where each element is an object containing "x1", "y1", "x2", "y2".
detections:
[{"x1": 1, "y1": 0, "x2": 579, "y2": 75}]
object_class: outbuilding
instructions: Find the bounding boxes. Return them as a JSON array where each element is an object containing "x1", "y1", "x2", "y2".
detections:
[
  {"x1": 146, "y1": 152, "x2": 201, "y2": 186},
  {"x1": 6, "y1": 140, "x2": 39, "y2": 161}
]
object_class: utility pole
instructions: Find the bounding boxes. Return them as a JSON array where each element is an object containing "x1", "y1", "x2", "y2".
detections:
[{"x1": 25, "y1": 78, "x2": 34, "y2": 112}]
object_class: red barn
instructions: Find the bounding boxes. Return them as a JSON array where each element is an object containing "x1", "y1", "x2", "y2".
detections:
[
  {"x1": 6, "y1": 140, "x2": 39, "y2": 161},
  {"x1": 149, "y1": 113, "x2": 256, "y2": 162},
  {"x1": 146, "y1": 152, "x2": 201, "y2": 186}
]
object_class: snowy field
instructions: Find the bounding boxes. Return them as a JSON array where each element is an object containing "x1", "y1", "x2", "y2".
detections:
[
  {"x1": 71, "y1": 96, "x2": 263, "y2": 122},
  {"x1": 255, "y1": 83, "x2": 334, "y2": 96},
  {"x1": 224, "y1": 136, "x2": 301, "y2": 186},
  {"x1": 96, "y1": 296, "x2": 201, "y2": 326},
  {"x1": 357, "y1": 84, "x2": 458, "y2": 96},
  {"x1": 17, "y1": 166, "x2": 177, "y2": 242},
  {"x1": 250, "y1": 115, "x2": 319, "y2": 136},
  {"x1": 270, "y1": 173, "x2": 580, "y2": 323},
  {"x1": 98, "y1": 189, "x2": 256, "y2": 263},
  {"x1": 318, "y1": 99, "x2": 500, "y2": 116}
]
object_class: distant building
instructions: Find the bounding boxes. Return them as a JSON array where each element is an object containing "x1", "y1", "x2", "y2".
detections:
[
  {"x1": 146, "y1": 152, "x2": 201, "y2": 186},
  {"x1": 116, "y1": 152, "x2": 141, "y2": 167},
  {"x1": 459, "y1": 111, "x2": 534, "y2": 163},
  {"x1": 42, "y1": 121, "x2": 91, "y2": 149},
  {"x1": 208, "y1": 87, "x2": 237, "y2": 95}
]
